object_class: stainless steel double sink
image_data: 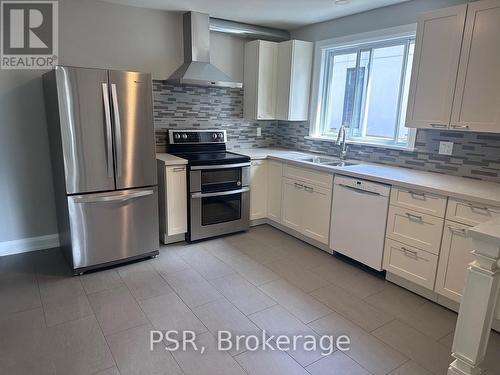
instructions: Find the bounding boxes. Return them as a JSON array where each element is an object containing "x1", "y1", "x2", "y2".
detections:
[{"x1": 296, "y1": 156, "x2": 358, "y2": 167}]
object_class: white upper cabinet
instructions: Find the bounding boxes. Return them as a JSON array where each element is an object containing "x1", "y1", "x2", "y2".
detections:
[
  {"x1": 451, "y1": 0, "x2": 500, "y2": 132},
  {"x1": 244, "y1": 39, "x2": 313, "y2": 121},
  {"x1": 406, "y1": 5, "x2": 466, "y2": 129},
  {"x1": 276, "y1": 40, "x2": 314, "y2": 121},
  {"x1": 244, "y1": 40, "x2": 278, "y2": 120},
  {"x1": 406, "y1": 0, "x2": 500, "y2": 133}
]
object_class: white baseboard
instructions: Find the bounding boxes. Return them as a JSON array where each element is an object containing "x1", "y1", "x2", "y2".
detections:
[{"x1": 0, "y1": 234, "x2": 60, "y2": 257}]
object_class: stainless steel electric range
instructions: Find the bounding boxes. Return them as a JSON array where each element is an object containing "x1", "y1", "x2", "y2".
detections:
[{"x1": 168, "y1": 129, "x2": 251, "y2": 242}]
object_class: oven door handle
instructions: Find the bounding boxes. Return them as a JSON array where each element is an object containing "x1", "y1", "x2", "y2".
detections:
[
  {"x1": 191, "y1": 187, "x2": 250, "y2": 198},
  {"x1": 190, "y1": 162, "x2": 251, "y2": 170}
]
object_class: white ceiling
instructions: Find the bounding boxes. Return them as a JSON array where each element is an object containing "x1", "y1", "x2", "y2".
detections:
[{"x1": 102, "y1": 0, "x2": 410, "y2": 30}]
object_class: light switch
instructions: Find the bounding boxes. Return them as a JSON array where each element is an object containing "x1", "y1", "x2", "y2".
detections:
[
  {"x1": 439, "y1": 141, "x2": 454, "y2": 155},
  {"x1": 256, "y1": 127, "x2": 262, "y2": 137}
]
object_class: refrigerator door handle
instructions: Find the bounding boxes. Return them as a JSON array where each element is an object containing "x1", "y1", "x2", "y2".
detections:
[
  {"x1": 101, "y1": 83, "x2": 114, "y2": 178},
  {"x1": 72, "y1": 189, "x2": 155, "y2": 203},
  {"x1": 111, "y1": 83, "x2": 123, "y2": 177}
]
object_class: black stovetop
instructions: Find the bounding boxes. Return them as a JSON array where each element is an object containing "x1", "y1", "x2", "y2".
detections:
[{"x1": 170, "y1": 151, "x2": 250, "y2": 166}]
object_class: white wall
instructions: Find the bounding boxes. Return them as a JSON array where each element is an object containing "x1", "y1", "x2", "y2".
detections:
[
  {"x1": 291, "y1": 0, "x2": 468, "y2": 41},
  {"x1": 0, "y1": 0, "x2": 244, "y2": 248}
]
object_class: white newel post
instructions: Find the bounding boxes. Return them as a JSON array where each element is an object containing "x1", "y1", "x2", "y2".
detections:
[{"x1": 448, "y1": 218, "x2": 500, "y2": 375}]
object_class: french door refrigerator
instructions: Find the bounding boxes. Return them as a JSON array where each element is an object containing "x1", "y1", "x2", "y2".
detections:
[{"x1": 43, "y1": 66, "x2": 159, "y2": 274}]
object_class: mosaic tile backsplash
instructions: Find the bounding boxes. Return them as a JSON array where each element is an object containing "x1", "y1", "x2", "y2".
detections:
[
  {"x1": 153, "y1": 81, "x2": 278, "y2": 152},
  {"x1": 274, "y1": 121, "x2": 500, "y2": 182},
  {"x1": 153, "y1": 82, "x2": 500, "y2": 183}
]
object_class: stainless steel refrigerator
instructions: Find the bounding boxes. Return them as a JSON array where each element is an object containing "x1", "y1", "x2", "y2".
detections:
[{"x1": 43, "y1": 66, "x2": 159, "y2": 274}]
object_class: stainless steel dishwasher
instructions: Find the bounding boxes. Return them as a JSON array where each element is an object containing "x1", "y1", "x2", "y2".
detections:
[{"x1": 330, "y1": 175, "x2": 391, "y2": 271}]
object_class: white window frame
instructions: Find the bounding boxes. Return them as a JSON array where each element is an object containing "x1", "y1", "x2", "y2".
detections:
[{"x1": 308, "y1": 24, "x2": 418, "y2": 150}]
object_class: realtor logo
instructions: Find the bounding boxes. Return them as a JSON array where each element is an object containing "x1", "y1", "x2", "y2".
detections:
[{"x1": 1, "y1": 0, "x2": 58, "y2": 69}]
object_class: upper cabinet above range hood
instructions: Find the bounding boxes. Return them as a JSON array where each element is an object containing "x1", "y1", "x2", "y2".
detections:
[{"x1": 167, "y1": 12, "x2": 243, "y2": 88}]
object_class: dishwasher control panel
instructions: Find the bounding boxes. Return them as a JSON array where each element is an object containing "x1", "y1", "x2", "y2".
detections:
[{"x1": 334, "y1": 175, "x2": 391, "y2": 196}]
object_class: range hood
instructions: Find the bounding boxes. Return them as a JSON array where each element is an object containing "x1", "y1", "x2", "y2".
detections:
[{"x1": 167, "y1": 12, "x2": 243, "y2": 88}]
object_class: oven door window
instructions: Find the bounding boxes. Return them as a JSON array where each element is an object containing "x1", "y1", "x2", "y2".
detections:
[
  {"x1": 201, "y1": 169, "x2": 241, "y2": 192},
  {"x1": 202, "y1": 193, "x2": 241, "y2": 226}
]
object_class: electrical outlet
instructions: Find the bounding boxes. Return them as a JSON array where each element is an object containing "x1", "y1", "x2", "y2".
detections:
[
  {"x1": 439, "y1": 141, "x2": 454, "y2": 155},
  {"x1": 256, "y1": 127, "x2": 262, "y2": 137}
]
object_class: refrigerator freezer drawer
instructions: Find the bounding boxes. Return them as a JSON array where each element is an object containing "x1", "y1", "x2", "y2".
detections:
[{"x1": 67, "y1": 187, "x2": 159, "y2": 270}]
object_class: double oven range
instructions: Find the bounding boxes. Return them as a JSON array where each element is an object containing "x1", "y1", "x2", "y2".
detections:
[{"x1": 168, "y1": 130, "x2": 251, "y2": 241}]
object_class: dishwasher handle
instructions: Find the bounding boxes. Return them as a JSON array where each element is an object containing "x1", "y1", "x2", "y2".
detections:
[{"x1": 337, "y1": 183, "x2": 383, "y2": 197}]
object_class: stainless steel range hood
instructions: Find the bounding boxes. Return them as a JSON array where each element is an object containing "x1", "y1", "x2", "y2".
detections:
[{"x1": 167, "y1": 12, "x2": 243, "y2": 88}]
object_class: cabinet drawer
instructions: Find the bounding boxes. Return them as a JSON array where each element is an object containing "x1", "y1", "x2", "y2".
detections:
[
  {"x1": 390, "y1": 187, "x2": 447, "y2": 217},
  {"x1": 386, "y1": 206, "x2": 444, "y2": 255},
  {"x1": 283, "y1": 164, "x2": 333, "y2": 189},
  {"x1": 446, "y1": 199, "x2": 500, "y2": 226},
  {"x1": 383, "y1": 239, "x2": 438, "y2": 290}
]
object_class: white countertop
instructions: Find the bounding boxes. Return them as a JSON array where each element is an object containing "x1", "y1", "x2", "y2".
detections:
[
  {"x1": 232, "y1": 147, "x2": 500, "y2": 207},
  {"x1": 156, "y1": 153, "x2": 188, "y2": 166},
  {"x1": 468, "y1": 217, "x2": 500, "y2": 245}
]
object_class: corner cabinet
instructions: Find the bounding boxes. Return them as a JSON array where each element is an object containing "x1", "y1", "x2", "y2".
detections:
[
  {"x1": 244, "y1": 39, "x2": 313, "y2": 121},
  {"x1": 406, "y1": 0, "x2": 500, "y2": 133}
]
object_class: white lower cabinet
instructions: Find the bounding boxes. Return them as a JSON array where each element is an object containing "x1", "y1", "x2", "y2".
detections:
[
  {"x1": 386, "y1": 205, "x2": 444, "y2": 255},
  {"x1": 158, "y1": 164, "x2": 187, "y2": 243},
  {"x1": 302, "y1": 184, "x2": 332, "y2": 244},
  {"x1": 383, "y1": 238, "x2": 438, "y2": 290},
  {"x1": 281, "y1": 176, "x2": 332, "y2": 245},
  {"x1": 435, "y1": 221, "x2": 474, "y2": 303},
  {"x1": 165, "y1": 166, "x2": 187, "y2": 236},
  {"x1": 281, "y1": 178, "x2": 303, "y2": 232},
  {"x1": 267, "y1": 160, "x2": 283, "y2": 223},
  {"x1": 250, "y1": 160, "x2": 268, "y2": 220}
]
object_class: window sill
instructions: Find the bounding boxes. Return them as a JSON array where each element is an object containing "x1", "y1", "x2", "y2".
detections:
[{"x1": 304, "y1": 136, "x2": 417, "y2": 152}]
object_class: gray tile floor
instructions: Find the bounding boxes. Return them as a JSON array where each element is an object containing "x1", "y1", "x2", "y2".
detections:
[{"x1": 0, "y1": 224, "x2": 499, "y2": 375}]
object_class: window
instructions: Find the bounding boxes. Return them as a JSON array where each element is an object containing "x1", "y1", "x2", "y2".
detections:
[{"x1": 312, "y1": 32, "x2": 416, "y2": 148}]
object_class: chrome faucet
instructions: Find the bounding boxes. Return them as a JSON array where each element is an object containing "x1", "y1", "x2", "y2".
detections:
[{"x1": 335, "y1": 125, "x2": 349, "y2": 160}]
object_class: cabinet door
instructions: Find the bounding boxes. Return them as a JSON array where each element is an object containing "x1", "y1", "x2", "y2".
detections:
[
  {"x1": 276, "y1": 40, "x2": 313, "y2": 121},
  {"x1": 250, "y1": 160, "x2": 268, "y2": 220},
  {"x1": 244, "y1": 40, "x2": 278, "y2": 120},
  {"x1": 166, "y1": 166, "x2": 187, "y2": 236},
  {"x1": 257, "y1": 41, "x2": 278, "y2": 120},
  {"x1": 281, "y1": 178, "x2": 303, "y2": 232},
  {"x1": 267, "y1": 161, "x2": 283, "y2": 223},
  {"x1": 302, "y1": 185, "x2": 332, "y2": 244},
  {"x1": 288, "y1": 41, "x2": 313, "y2": 121},
  {"x1": 451, "y1": 0, "x2": 500, "y2": 132},
  {"x1": 406, "y1": 5, "x2": 466, "y2": 129},
  {"x1": 435, "y1": 221, "x2": 473, "y2": 303}
]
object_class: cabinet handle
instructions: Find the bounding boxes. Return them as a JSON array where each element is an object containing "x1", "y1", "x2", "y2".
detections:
[
  {"x1": 173, "y1": 167, "x2": 185, "y2": 172},
  {"x1": 430, "y1": 124, "x2": 448, "y2": 129},
  {"x1": 294, "y1": 182, "x2": 304, "y2": 189},
  {"x1": 409, "y1": 191, "x2": 426, "y2": 200},
  {"x1": 451, "y1": 125, "x2": 469, "y2": 129},
  {"x1": 401, "y1": 247, "x2": 418, "y2": 258},
  {"x1": 469, "y1": 204, "x2": 489, "y2": 212},
  {"x1": 449, "y1": 227, "x2": 467, "y2": 236},
  {"x1": 304, "y1": 186, "x2": 314, "y2": 192},
  {"x1": 405, "y1": 212, "x2": 423, "y2": 221}
]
